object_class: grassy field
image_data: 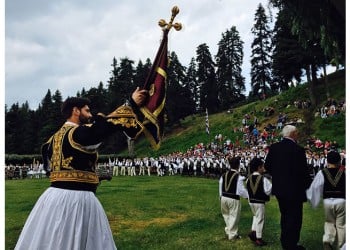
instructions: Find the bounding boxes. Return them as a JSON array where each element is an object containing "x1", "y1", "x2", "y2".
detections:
[{"x1": 6, "y1": 176, "x2": 325, "y2": 250}]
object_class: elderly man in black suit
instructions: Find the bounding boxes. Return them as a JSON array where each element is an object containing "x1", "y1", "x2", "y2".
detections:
[{"x1": 264, "y1": 125, "x2": 312, "y2": 250}]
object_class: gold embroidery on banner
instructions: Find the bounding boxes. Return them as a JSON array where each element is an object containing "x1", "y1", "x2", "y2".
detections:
[
  {"x1": 156, "y1": 66, "x2": 167, "y2": 78},
  {"x1": 149, "y1": 84, "x2": 155, "y2": 96},
  {"x1": 50, "y1": 170, "x2": 99, "y2": 184}
]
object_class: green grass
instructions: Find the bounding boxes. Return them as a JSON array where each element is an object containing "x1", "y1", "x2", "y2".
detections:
[{"x1": 6, "y1": 176, "x2": 325, "y2": 250}]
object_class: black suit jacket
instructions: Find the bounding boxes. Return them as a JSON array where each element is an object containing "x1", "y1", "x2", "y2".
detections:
[{"x1": 264, "y1": 138, "x2": 312, "y2": 202}]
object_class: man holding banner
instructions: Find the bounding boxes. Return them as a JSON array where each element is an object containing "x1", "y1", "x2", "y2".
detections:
[{"x1": 15, "y1": 6, "x2": 182, "y2": 250}]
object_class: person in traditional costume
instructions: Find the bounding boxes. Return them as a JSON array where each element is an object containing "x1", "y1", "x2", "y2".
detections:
[
  {"x1": 15, "y1": 87, "x2": 148, "y2": 250},
  {"x1": 219, "y1": 156, "x2": 248, "y2": 241},
  {"x1": 307, "y1": 151, "x2": 346, "y2": 250},
  {"x1": 246, "y1": 157, "x2": 272, "y2": 246}
]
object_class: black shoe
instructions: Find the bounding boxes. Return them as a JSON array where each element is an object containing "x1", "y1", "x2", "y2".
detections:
[
  {"x1": 248, "y1": 231, "x2": 257, "y2": 242},
  {"x1": 255, "y1": 238, "x2": 267, "y2": 246}
]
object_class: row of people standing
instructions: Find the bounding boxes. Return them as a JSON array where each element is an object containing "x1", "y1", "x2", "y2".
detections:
[
  {"x1": 107, "y1": 146, "x2": 268, "y2": 179},
  {"x1": 5, "y1": 163, "x2": 46, "y2": 179}
]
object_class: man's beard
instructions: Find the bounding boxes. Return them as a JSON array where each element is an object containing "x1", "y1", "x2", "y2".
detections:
[{"x1": 79, "y1": 114, "x2": 90, "y2": 125}]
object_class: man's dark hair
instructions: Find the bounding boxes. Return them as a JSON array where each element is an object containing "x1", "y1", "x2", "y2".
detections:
[
  {"x1": 228, "y1": 156, "x2": 240, "y2": 170},
  {"x1": 61, "y1": 97, "x2": 91, "y2": 120},
  {"x1": 249, "y1": 157, "x2": 264, "y2": 172}
]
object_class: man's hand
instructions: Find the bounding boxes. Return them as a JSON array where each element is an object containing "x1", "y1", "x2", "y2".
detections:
[{"x1": 132, "y1": 87, "x2": 149, "y2": 107}]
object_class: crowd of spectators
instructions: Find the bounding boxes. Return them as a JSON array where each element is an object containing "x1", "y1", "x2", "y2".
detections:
[
  {"x1": 316, "y1": 98, "x2": 345, "y2": 118},
  {"x1": 5, "y1": 96, "x2": 345, "y2": 181}
]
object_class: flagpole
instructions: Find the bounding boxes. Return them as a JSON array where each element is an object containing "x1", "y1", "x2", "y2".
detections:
[{"x1": 205, "y1": 108, "x2": 210, "y2": 144}]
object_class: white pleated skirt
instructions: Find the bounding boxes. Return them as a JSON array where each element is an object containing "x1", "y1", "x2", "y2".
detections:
[{"x1": 15, "y1": 187, "x2": 117, "y2": 250}]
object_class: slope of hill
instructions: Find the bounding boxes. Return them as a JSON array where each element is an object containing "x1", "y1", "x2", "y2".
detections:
[{"x1": 118, "y1": 70, "x2": 346, "y2": 158}]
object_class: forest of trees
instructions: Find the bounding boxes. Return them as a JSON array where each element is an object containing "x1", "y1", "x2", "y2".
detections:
[{"x1": 5, "y1": 1, "x2": 345, "y2": 155}]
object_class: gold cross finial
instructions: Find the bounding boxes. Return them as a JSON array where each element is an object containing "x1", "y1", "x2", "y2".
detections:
[{"x1": 158, "y1": 6, "x2": 182, "y2": 31}]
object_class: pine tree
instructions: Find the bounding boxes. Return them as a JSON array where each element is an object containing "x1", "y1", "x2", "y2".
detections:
[
  {"x1": 166, "y1": 52, "x2": 195, "y2": 125},
  {"x1": 107, "y1": 57, "x2": 122, "y2": 110},
  {"x1": 134, "y1": 59, "x2": 152, "y2": 88},
  {"x1": 196, "y1": 43, "x2": 219, "y2": 113},
  {"x1": 271, "y1": 8, "x2": 304, "y2": 91},
  {"x1": 250, "y1": 3, "x2": 273, "y2": 99},
  {"x1": 183, "y1": 58, "x2": 199, "y2": 112},
  {"x1": 117, "y1": 57, "x2": 135, "y2": 103},
  {"x1": 215, "y1": 26, "x2": 245, "y2": 110}
]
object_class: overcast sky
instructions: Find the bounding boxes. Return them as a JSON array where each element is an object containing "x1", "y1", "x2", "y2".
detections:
[{"x1": 5, "y1": 0, "x2": 274, "y2": 110}]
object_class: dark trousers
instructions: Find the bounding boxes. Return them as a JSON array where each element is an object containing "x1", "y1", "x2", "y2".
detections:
[{"x1": 277, "y1": 197, "x2": 303, "y2": 249}]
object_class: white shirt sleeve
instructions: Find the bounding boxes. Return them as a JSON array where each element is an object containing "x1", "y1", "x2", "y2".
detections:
[
  {"x1": 263, "y1": 177, "x2": 272, "y2": 196},
  {"x1": 306, "y1": 171, "x2": 324, "y2": 208},
  {"x1": 219, "y1": 176, "x2": 223, "y2": 198},
  {"x1": 236, "y1": 175, "x2": 249, "y2": 198}
]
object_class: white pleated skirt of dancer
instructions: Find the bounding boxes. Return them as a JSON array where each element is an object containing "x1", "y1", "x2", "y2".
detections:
[{"x1": 15, "y1": 187, "x2": 117, "y2": 250}]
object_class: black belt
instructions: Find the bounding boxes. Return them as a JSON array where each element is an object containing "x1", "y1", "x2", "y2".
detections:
[
  {"x1": 51, "y1": 181, "x2": 97, "y2": 193},
  {"x1": 222, "y1": 193, "x2": 240, "y2": 200},
  {"x1": 249, "y1": 198, "x2": 266, "y2": 204}
]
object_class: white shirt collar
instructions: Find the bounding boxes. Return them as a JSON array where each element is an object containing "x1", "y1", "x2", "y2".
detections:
[{"x1": 65, "y1": 121, "x2": 79, "y2": 126}]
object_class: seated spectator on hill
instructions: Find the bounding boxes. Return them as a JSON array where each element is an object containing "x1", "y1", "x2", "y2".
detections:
[
  {"x1": 263, "y1": 107, "x2": 275, "y2": 117},
  {"x1": 330, "y1": 141, "x2": 339, "y2": 150},
  {"x1": 324, "y1": 140, "x2": 331, "y2": 150},
  {"x1": 264, "y1": 123, "x2": 276, "y2": 132},
  {"x1": 315, "y1": 138, "x2": 323, "y2": 149},
  {"x1": 276, "y1": 113, "x2": 283, "y2": 130},
  {"x1": 320, "y1": 106, "x2": 328, "y2": 118}
]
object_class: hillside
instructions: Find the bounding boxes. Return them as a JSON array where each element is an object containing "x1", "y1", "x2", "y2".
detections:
[{"x1": 117, "y1": 70, "x2": 346, "y2": 158}]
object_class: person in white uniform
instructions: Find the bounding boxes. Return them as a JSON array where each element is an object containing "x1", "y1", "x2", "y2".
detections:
[
  {"x1": 219, "y1": 156, "x2": 248, "y2": 240},
  {"x1": 307, "y1": 150, "x2": 345, "y2": 250},
  {"x1": 246, "y1": 157, "x2": 272, "y2": 246}
]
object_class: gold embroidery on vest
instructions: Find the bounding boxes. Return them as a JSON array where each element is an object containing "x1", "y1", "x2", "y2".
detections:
[
  {"x1": 249, "y1": 175, "x2": 262, "y2": 196},
  {"x1": 224, "y1": 172, "x2": 238, "y2": 192},
  {"x1": 323, "y1": 168, "x2": 344, "y2": 187},
  {"x1": 107, "y1": 117, "x2": 138, "y2": 128},
  {"x1": 106, "y1": 105, "x2": 140, "y2": 128},
  {"x1": 51, "y1": 125, "x2": 74, "y2": 171},
  {"x1": 50, "y1": 170, "x2": 99, "y2": 184}
]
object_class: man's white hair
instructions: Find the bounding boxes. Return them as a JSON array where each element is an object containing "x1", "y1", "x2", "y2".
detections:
[{"x1": 281, "y1": 125, "x2": 297, "y2": 137}]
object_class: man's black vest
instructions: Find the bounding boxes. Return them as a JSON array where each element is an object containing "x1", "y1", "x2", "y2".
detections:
[
  {"x1": 247, "y1": 174, "x2": 270, "y2": 204},
  {"x1": 322, "y1": 168, "x2": 345, "y2": 199},
  {"x1": 221, "y1": 170, "x2": 239, "y2": 200}
]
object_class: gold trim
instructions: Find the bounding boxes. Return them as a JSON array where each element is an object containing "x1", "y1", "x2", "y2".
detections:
[
  {"x1": 68, "y1": 127, "x2": 98, "y2": 154},
  {"x1": 149, "y1": 84, "x2": 155, "y2": 96},
  {"x1": 106, "y1": 105, "x2": 142, "y2": 129},
  {"x1": 156, "y1": 66, "x2": 167, "y2": 78},
  {"x1": 224, "y1": 171, "x2": 238, "y2": 192},
  {"x1": 323, "y1": 168, "x2": 344, "y2": 187},
  {"x1": 51, "y1": 125, "x2": 74, "y2": 171},
  {"x1": 249, "y1": 175, "x2": 262, "y2": 195},
  {"x1": 142, "y1": 127, "x2": 160, "y2": 150},
  {"x1": 50, "y1": 170, "x2": 99, "y2": 184},
  {"x1": 107, "y1": 105, "x2": 136, "y2": 118}
]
